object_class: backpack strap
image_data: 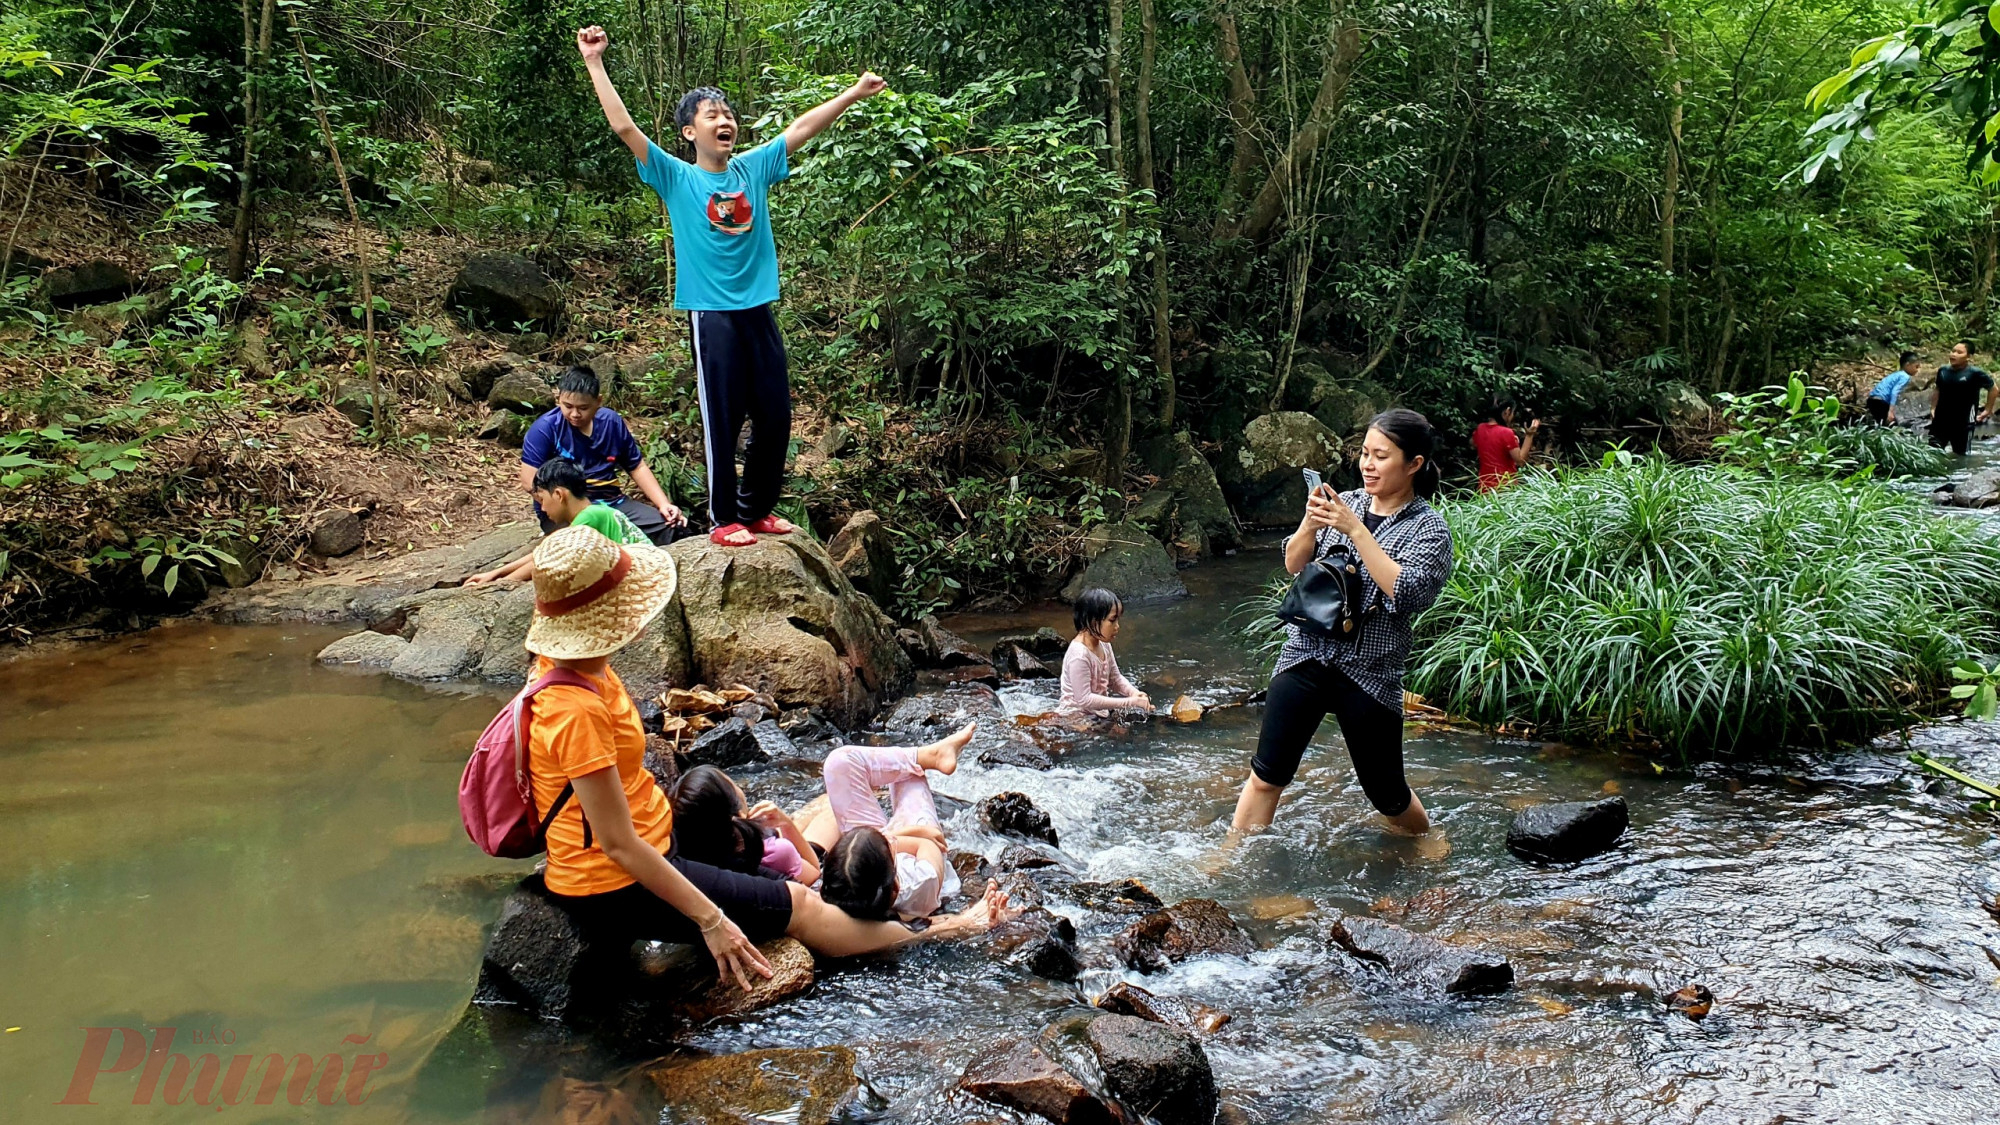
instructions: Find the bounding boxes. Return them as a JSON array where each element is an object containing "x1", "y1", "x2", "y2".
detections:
[{"x1": 515, "y1": 667, "x2": 605, "y2": 849}]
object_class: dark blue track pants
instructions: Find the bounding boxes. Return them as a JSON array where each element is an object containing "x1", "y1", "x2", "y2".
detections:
[{"x1": 689, "y1": 305, "x2": 791, "y2": 527}]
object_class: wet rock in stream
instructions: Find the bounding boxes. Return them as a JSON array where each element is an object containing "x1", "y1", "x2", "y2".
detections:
[
  {"x1": 1113, "y1": 899, "x2": 1256, "y2": 972},
  {"x1": 881, "y1": 686, "x2": 1061, "y2": 770},
  {"x1": 682, "y1": 716, "x2": 769, "y2": 769},
  {"x1": 641, "y1": 1046, "x2": 861, "y2": 1125},
  {"x1": 981, "y1": 791, "x2": 1059, "y2": 844},
  {"x1": 1096, "y1": 981, "x2": 1233, "y2": 1036},
  {"x1": 1506, "y1": 796, "x2": 1629, "y2": 863},
  {"x1": 987, "y1": 906, "x2": 1082, "y2": 981},
  {"x1": 1084, "y1": 1014, "x2": 1218, "y2": 1125},
  {"x1": 960, "y1": 1041, "x2": 1119, "y2": 1125},
  {"x1": 472, "y1": 876, "x2": 812, "y2": 1038},
  {"x1": 1327, "y1": 912, "x2": 1514, "y2": 996}
]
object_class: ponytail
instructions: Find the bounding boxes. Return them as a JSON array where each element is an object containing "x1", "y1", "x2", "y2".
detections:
[{"x1": 1368, "y1": 408, "x2": 1441, "y2": 497}]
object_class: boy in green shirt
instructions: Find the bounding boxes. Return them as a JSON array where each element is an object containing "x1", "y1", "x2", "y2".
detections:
[{"x1": 468, "y1": 459, "x2": 652, "y2": 585}]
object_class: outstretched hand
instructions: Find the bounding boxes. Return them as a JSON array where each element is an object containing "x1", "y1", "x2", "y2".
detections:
[
  {"x1": 851, "y1": 71, "x2": 888, "y2": 99},
  {"x1": 746, "y1": 800, "x2": 793, "y2": 832},
  {"x1": 700, "y1": 914, "x2": 774, "y2": 992},
  {"x1": 576, "y1": 25, "x2": 608, "y2": 63}
]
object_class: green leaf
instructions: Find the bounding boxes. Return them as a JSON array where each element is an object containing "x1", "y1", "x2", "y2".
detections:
[
  {"x1": 1952, "y1": 684, "x2": 1979, "y2": 698},
  {"x1": 140, "y1": 554, "x2": 160, "y2": 578},
  {"x1": 163, "y1": 564, "x2": 180, "y2": 596}
]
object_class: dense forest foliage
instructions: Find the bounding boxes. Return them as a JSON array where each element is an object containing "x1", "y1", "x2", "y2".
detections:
[{"x1": 1, "y1": 0, "x2": 1995, "y2": 630}]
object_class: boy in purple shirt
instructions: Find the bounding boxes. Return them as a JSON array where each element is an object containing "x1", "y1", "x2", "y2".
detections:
[
  {"x1": 577, "y1": 24, "x2": 884, "y2": 547},
  {"x1": 519, "y1": 366, "x2": 687, "y2": 544}
]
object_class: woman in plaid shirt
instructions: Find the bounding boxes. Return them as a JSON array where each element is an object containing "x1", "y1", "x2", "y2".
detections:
[{"x1": 1231, "y1": 409, "x2": 1454, "y2": 837}]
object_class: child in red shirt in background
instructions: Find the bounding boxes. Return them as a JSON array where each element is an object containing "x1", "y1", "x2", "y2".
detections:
[{"x1": 1472, "y1": 397, "x2": 1539, "y2": 491}]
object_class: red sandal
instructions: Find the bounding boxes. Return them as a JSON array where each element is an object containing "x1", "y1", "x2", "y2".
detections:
[
  {"x1": 709, "y1": 523, "x2": 757, "y2": 547},
  {"x1": 746, "y1": 514, "x2": 796, "y2": 535}
]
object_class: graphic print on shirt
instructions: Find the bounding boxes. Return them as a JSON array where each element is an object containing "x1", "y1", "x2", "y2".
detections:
[{"x1": 707, "y1": 190, "x2": 754, "y2": 235}]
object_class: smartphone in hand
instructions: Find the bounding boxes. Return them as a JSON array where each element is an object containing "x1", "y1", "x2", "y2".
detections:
[{"x1": 1302, "y1": 467, "x2": 1323, "y2": 496}]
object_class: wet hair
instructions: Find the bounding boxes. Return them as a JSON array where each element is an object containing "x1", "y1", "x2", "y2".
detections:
[
  {"x1": 1899, "y1": 350, "x2": 1920, "y2": 367},
  {"x1": 1367, "y1": 408, "x2": 1442, "y2": 497},
  {"x1": 669, "y1": 765, "x2": 766, "y2": 875},
  {"x1": 531, "y1": 458, "x2": 590, "y2": 503},
  {"x1": 555, "y1": 366, "x2": 600, "y2": 400},
  {"x1": 1483, "y1": 395, "x2": 1516, "y2": 423},
  {"x1": 676, "y1": 86, "x2": 737, "y2": 130},
  {"x1": 1072, "y1": 587, "x2": 1123, "y2": 640},
  {"x1": 820, "y1": 826, "x2": 897, "y2": 921}
]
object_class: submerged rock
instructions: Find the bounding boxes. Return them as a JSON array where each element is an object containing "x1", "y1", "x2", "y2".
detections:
[
  {"x1": 1327, "y1": 913, "x2": 1514, "y2": 996},
  {"x1": 1084, "y1": 1014, "x2": 1218, "y2": 1125},
  {"x1": 1096, "y1": 982, "x2": 1232, "y2": 1037},
  {"x1": 1113, "y1": 899, "x2": 1255, "y2": 972},
  {"x1": 317, "y1": 630, "x2": 410, "y2": 668},
  {"x1": 641, "y1": 1046, "x2": 858, "y2": 1125},
  {"x1": 633, "y1": 937, "x2": 815, "y2": 1022},
  {"x1": 884, "y1": 686, "x2": 1060, "y2": 770},
  {"x1": 960, "y1": 1041, "x2": 1118, "y2": 1125},
  {"x1": 1071, "y1": 878, "x2": 1164, "y2": 916},
  {"x1": 1667, "y1": 983, "x2": 1714, "y2": 1021},
  {"x1": 1506, "y1": 796, "x2": 1629, "y2": 863},
  {"x1": 980, "y1": 791, "x2": 1059, "y2": 845}
]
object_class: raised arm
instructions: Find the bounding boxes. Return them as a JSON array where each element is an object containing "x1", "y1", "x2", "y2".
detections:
[
  {"x1": 1511, "y1": 418, "x2": 1540, "y2": 465},
  {"x1": 782, "y1": 72, "x2": 887, "y2": 154},
  {"x1": 577, "y1": 26, "x2": 651, "y2": 162}
]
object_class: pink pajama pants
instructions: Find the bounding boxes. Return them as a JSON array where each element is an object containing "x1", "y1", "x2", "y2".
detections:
[{"x1": 823, "y1": 745, "x2": 939, "y2": 833}]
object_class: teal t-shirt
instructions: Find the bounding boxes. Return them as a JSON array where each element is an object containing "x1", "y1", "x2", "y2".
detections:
[
  {"x1": 635, "y1": 138, "x2": 789, "y2": 311},
  {"x1": 572, "y1": 503, "x2": 652, "y2": 547}
]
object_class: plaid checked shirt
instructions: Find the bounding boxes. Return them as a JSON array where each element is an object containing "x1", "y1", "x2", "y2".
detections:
[{"x1": 1273, "y1": 489, "x2": 1454, "y2": 712}]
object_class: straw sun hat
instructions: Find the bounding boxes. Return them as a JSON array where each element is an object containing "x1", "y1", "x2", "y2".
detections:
[{"x1": 524, "y1": 526, "x2": 678, "y2": 660}]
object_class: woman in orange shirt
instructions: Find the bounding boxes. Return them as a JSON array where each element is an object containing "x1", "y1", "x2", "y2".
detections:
[{"x1": 522, "y1": 527, "x2": 1017, "y2": 990}]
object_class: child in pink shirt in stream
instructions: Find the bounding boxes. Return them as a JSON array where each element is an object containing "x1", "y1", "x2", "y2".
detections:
[{"x1": 1056, "y1": 587, "x2": 1153, "y2": 717}]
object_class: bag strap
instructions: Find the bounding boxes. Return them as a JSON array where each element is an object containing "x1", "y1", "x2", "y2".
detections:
[{"x1": 513, "y1": 667, "x2": 604, "y2": 845}]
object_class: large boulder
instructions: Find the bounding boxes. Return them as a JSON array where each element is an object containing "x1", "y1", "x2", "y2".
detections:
[
  {"x1": 1113, "y1": 899, "x2": 1255, "y2": 972},
  {"x1": 316, "y1": 629, "x2": 410, "y2": 669},
  {"x1": 1229, "y1": 412, "x2": 1343, "y2": 527},
  {"x1": 1163, "y1": 433, "x2": 1242, "y2": 555},
  {"x1": 40, "y1": 259, "x2": 138, "y2": 308},
  {"x1": 641, "y1": 1047, "x2": 858, "y2": 1125},
  {"x1": 668, "y1": 534, "x2": 913, "y2": 729},
  {"x1": 1506, "y1": 796, "x2": 1629, "y2": 863},
  {"x1": 474, "y1": 877, "x2": 814, "y2": 1037},
  {"x1": 825, "y1": 510, "x2": 896, "y2": 606},
  {"x1": 307, "y1": 509, "x2": 364, "y2": 557},
  {"x1": 207, "y1": 521, "x2": 541, "y2": 627},
  {"x1": 486, "y1": 367, "x2": 554, "y2": 415},
  {"x1": 1061, "y1": 521, "x2": 1186, "y2": 603},
  {"x1": 961, "y1": 1041, "x2": 1118, "y2": 1125},
  {"x1": 1303, "y1": 370, "x2": 1393, "y2": 439},
  {"x1": 460, "y1": 352, "x2": 528, "y2": 402},
  {"x1": 1084, "y1": 1014, "x2": 1218, "y2": 1125},
  {"x1": 1328, "y1": 913, "x2": 1514, "y2": 996},
  {"x1": 447, "y1": 252, "x2": 564, "y2": 328},
  {"x1": 1948, "y1": 465, "x2": 2000, "y2": 509}
]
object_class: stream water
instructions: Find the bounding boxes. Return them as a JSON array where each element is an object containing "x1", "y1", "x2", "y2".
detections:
[{"x1": 5, "y1": 500, "x2": 2000, "y2": 1122}]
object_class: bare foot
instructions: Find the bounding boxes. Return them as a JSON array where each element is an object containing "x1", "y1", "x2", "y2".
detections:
[{"x1": 922, "y1": 722, "x2": 975, "y2": 775}]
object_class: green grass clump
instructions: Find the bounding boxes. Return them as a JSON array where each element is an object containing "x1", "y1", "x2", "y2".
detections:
[
  {"x1": 1823, "y1": 424, "x2": 1952, "y2": 478},
  {"x1": 1409, "y1": 460, "x2": 2000, "y2": 757}
]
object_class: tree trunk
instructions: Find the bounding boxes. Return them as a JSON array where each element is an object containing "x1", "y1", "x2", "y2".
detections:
[
  {"x1": 292, "y1": 13, "x2": 384, "y2": 438},
  {"x1": 1970, "y1": 196, "x2": 2000, "y2": 332},
  {"x1": 1224, "y1": 10, "x2": 1363, "y2": 244},
  {"x1": 1467, "y1": 0, "x2": 1492, "y2": 272},
  {"x1": 226, "y1": 0, "x2": 276, "y2": 282},
  {"x1": 1658, "y1": 20, "x2": 1681, "y2": 346},
  {"x1": 1212, "y1": 0, "x2": 1261, "y2": 222},
  {"x1": 1104, "y1": 0, "x2": 1133, "y2": 488},
  {"x1": 1136, "y1": 0, "x2": 1176, "y2": 430}
]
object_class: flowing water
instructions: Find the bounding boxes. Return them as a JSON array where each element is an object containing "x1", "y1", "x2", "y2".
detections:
[{"x1": 4, "y1": 542, "x2": 2000, "y2": 1123}]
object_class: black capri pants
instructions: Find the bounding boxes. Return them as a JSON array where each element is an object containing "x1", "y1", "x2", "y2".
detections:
[
  {"x1": 551, "y1": 849, "x2": 794, "y2": 950},
  {"x1": 1251, "y1": 658, "x2": 1412, "y2": 817}
]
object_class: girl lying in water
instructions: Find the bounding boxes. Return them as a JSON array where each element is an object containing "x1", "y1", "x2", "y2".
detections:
[{"x1": 670, "y1": 723, "x2": 976, "y2": 922}]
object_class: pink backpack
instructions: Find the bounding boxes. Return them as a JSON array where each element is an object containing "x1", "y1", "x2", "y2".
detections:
[{"x1": 460, "y1": 668, "x2": 599, "y2": 858}]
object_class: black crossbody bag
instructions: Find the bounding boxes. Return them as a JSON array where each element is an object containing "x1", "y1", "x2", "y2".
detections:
[{"x1": 1275, "y1": 541, "x2": 1365, "y2": 647}]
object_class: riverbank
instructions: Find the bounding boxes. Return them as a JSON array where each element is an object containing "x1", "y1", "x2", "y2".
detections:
[{"x1": 5, "y1": 558, "x2": 1999, "y2": 1122}]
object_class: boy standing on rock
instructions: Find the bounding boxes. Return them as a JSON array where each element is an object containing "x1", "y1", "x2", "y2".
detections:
[{"x1": 577, "y1": 25, "x2": 885, "y2": 547}]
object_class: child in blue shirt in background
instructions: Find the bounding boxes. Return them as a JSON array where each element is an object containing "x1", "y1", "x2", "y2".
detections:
[
  {"x1": 1867, "y1": 350, "x2": 1920, "y2": 425},
  {"x1": 577, "y1": 24, "x2": 885, "y2": 548}
]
